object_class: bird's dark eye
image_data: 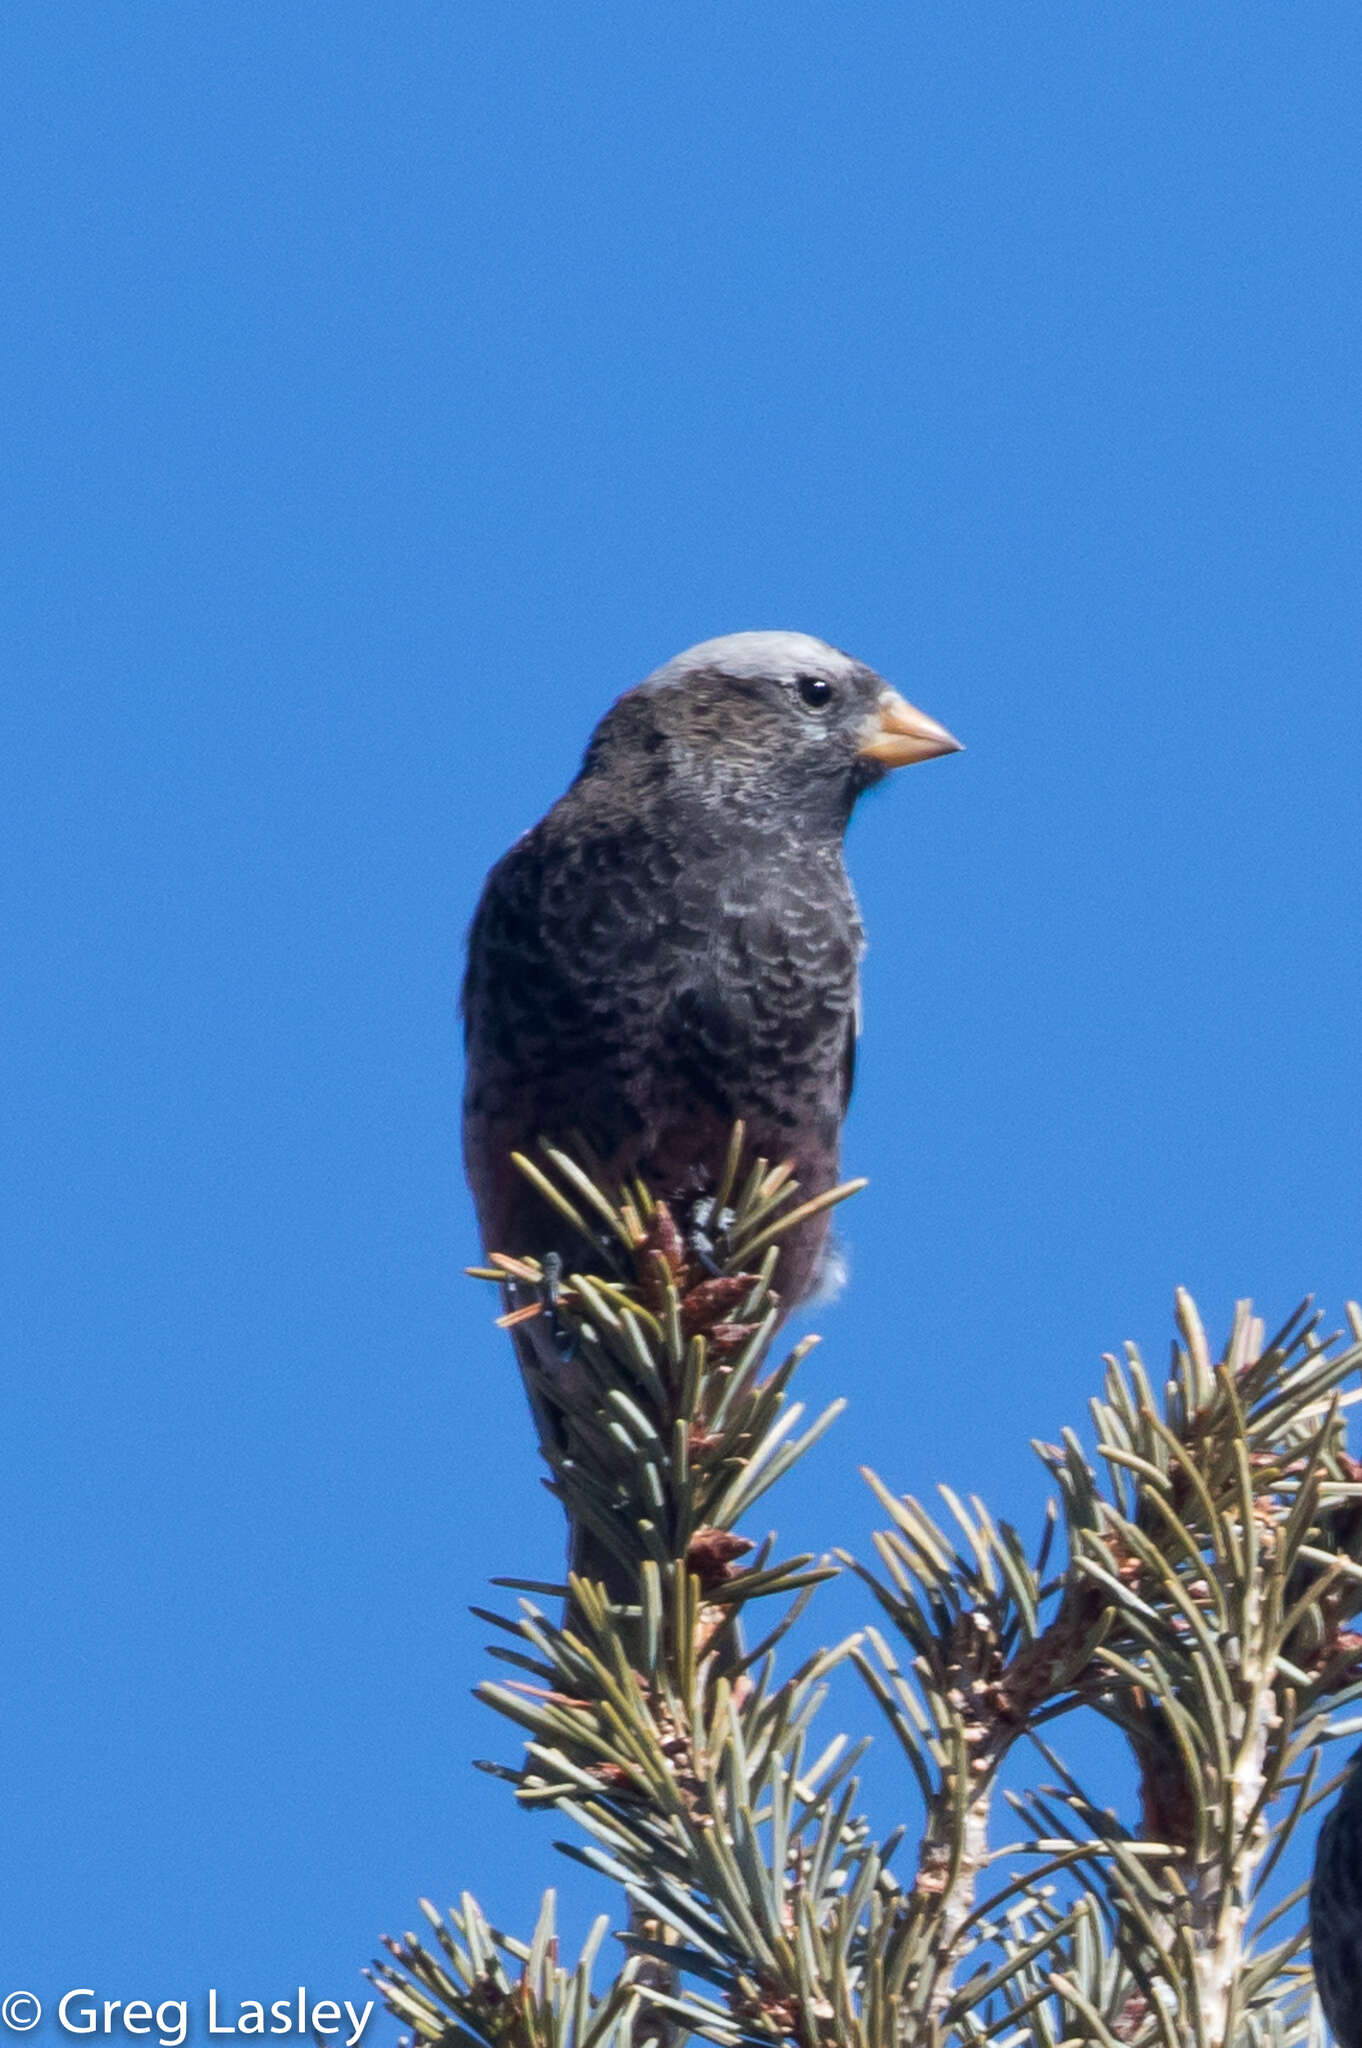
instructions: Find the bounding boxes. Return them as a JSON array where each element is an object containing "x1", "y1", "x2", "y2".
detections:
[{"x1": 796, "y1": 674, "x2": 834, "y2": 710}]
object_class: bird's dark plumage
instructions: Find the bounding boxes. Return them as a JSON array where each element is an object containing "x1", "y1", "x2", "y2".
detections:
[
  {"x1": 463, "y1": 631, "x2": 959, "y2": 1304},
  {"x1": 462, "y1": 631, "x2": 960, "y2": 1586},
  {"x1": 1312, "y1": 1746, "x2": 1362, "y2": 2045}
]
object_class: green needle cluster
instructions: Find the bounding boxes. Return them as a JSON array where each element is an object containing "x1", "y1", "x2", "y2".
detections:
[{"x1": 374, "y1": 1141, "x2": 1362, "y2": 2048}]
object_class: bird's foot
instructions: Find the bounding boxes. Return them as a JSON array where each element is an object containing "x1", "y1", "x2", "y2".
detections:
[
  {"x1": 535, "y1": 1252, "x2": 581, "y2": 1364},
  {"x1": 686, "y1": 1198, "x2": 736, "y2": 1278},
  {"x1": 493, "y1": 1250, "x2": 581, "y2": 1367}
]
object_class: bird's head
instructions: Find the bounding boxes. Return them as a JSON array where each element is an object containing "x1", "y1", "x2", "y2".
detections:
[{"x1": 578, "y1": 631, "x2": 961, "y2": 836}]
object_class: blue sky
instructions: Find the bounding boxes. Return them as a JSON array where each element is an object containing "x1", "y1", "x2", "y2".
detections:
[{"x1": 3, "y1": 2, "x2": 1360, "y2": 2033}]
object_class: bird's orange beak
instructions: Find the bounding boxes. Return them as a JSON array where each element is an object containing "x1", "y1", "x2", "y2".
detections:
[{"x1": 857, "y1": 688, "x2": 963, "y2": 768}]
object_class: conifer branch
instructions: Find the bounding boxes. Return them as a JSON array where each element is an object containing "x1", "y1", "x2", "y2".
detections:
[{"x1": 381, "y1": 1142, "x2": 1362, "y2": 2048}]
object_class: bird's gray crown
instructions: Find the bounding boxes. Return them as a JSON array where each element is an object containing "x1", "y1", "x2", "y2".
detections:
[{"x1": 641, "y1": 631, "x2": 864, "y2": 693}]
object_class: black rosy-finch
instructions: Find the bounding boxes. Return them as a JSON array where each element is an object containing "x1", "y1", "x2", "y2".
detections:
[
  {"x1": 461, "y1": 631, "x2": 961, "y2": 1582},
  {"x1": 1312, "y1": 1747, "x2": 1362, "y2": 2046}
]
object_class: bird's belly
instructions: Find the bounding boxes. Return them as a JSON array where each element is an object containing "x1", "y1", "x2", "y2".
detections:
[{"x1": 465, "y1": 866, "x2": 854, "y2": 1311}]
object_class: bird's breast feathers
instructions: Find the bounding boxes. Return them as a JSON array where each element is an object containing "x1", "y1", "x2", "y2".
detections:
[{"x1": 464, "y1": 819, "x2": 860, "y2": 1111}]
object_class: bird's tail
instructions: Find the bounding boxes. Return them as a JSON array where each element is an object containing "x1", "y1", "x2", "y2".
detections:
[{"x1": 507, "y1": 1294, "x2": 637, "y2": 1611}]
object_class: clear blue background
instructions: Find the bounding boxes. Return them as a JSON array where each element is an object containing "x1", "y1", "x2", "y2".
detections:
[{"x1": 3, "y1": 2, "x2": 1359, "y2": 2032}]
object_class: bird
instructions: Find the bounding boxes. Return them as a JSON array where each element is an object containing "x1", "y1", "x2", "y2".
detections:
[
  {"x1": 1312, "y1": 1746, "x2": 1362, "y2": 2045},
  {"x1": 461, "y1": 630, "x2": 961, "y2": 1589}
]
